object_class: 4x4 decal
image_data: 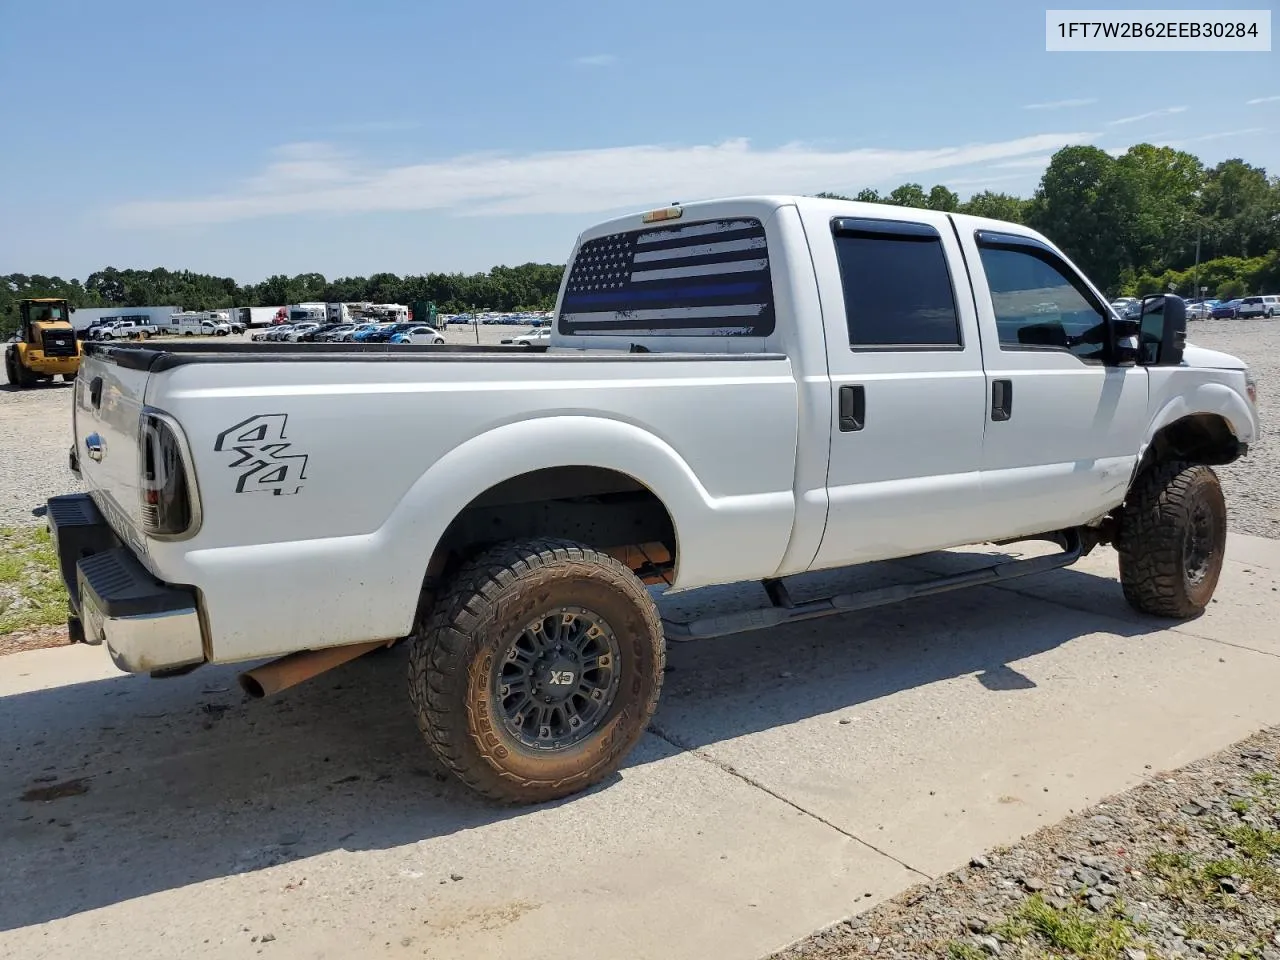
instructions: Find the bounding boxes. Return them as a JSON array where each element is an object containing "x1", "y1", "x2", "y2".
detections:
[{"x1": 214, "y1": 414, "x2": 309, "y2": 495}]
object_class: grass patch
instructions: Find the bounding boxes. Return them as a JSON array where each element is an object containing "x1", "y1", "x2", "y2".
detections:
[
  {"x1": 0, "y1": 525, "x2": 66, "y2": 635},
  {"x1": 993, "y1": 895, "x2": 1137, "y2": 959},
  {"x1": 944, "y1": 943, "x2": 987, "y2": 960},
  {"x1": 1217, "y1": 823, "x2": 1280, "y2": 861},
  {"x1": 1149, "y1": 851, "x2": 1199, "y2": 898}
]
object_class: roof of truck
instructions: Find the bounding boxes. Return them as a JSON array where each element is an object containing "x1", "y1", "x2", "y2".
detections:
[{"x1": 577, "y1": 194, "x2": 1034, "y2": 245}]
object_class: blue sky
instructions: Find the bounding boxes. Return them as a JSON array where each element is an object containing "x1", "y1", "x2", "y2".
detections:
[{"x1": 2, "y1": 0, "x2": 1276, "y2": 283}]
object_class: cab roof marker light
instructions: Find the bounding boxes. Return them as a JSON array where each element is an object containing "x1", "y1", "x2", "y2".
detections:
[{"x1": 642, "y1": 206, "x2": 683, "y2": 224}]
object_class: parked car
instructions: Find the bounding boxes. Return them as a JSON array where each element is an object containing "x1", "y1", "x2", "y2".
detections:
[
  {"x1": 342, "y1": 323, "x2": 383, "y2": 342},
  {"x1": 501, "y1": 328, "x2": 552, "y2": 347},
  {"x1": 285, "y1": 323, "x2": 322, "y2": 342},
  {"x1": 263, "y1": 324, "x2": 295, "y2": 342},
  {"x1": 53, "y1": 195, "x2": 1259, "y2": 807},
  {"x1": 1186, "y1": 301, "x2": 1210, "y2": 320},
  {"x1": 352, "y1": 323, "x2": 398, "y2": 343},
  {"x1": 315, "y1": 323, "x2": 355, "y2": 342},
  {"x1": 1238, "y1": 296, "x2": 1278, "y2": 319},
  {"x1": 98, "y1": 320, "x2": 154, "y2": 340},
  {"x1": 1211, "y1": 299, "x2": 1243, "y2": 319},
  {"x1": 359, "y1": 322, "x2": 417, "y2": 343},
  {"x1": 390, "y1": 325, "x2": 447, "y2": 345}
]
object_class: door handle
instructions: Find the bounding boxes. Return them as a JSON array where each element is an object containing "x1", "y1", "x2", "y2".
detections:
[
  {"x1": 839, "y1": 385, "x2": 865, "y2": 432},
  {"x1": 991, "y1": 379, "x2": 1013, "y2": 421}
]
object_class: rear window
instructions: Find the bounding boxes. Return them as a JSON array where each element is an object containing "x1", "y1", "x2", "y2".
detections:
[
  {"x1": 1242, "y1": 297, "x2": 1262, "y2": 304},
  {"x1": 557, "y1": 217, "x2": 775, "y2": 337}
]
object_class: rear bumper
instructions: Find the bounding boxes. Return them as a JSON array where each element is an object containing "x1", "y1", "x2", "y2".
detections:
[{"x1": 46, "y1": 493, "x2": 206, "y2": 674}]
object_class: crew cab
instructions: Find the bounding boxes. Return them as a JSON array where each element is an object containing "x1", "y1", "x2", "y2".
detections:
[{"x1": 49, "y1": 196, "x2": 1260, "y2": 804}]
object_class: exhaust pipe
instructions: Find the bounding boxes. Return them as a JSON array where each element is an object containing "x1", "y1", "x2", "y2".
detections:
[{"x1": 238, "y1": 639, "x2": 391, "y2": 699}]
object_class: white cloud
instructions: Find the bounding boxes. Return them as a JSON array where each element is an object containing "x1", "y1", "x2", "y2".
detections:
[
  {"x1": 572, "y1": 53, "x2": 616, "y2": 67},
  {"x1": 1022, "y1": 98, "x2": 1097, "y2": 110},
  {"x1": 109, "y1": 133, "x2": 1097, "y2": 228},
  {"x1": 946, "y1": 174, "x2": 1026, "y2": 188},
  {"x1": 1107, "y1": 106, "x2": 1187, "y2": 125},
  {"x1": 990, "y1": 155, "x2": 1052, "y2": 169},
  {"x1": 1154, "y1": 128, "x2": 1266, "y2": 148},
  {"x1": 1246, "y1": 94, "x2": 1280, "y2": 105}
]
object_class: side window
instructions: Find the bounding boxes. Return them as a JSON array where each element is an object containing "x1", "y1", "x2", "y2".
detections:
[
  {"x1": 558, "y1": 217, "x2": 775, "y2": 337},
  {"x1": 831, "y1": 220, "x2": 961, "y2": 348},
  {"x1": 976, "y1": 242, "x2": 1108, "y2": 363}
]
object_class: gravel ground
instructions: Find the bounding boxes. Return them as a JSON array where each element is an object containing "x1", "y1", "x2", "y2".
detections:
[
  {"x1": 1, "y1": 320, "x2": 1275, "y2": 531},
  {"x1": 772, "y1": 727, "x2": 1280, "y2": 960}
]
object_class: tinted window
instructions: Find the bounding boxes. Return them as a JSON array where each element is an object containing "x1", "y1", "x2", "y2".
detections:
[
  {"x1": 557, "y1": 218, "x2": 775, "y2": 337},
  {"x1": 977, "y1": 244, "x2": 1107, "y2": 363},
  {"x1": 832, "y1": 225, "x2": 961, "y2": 348}
]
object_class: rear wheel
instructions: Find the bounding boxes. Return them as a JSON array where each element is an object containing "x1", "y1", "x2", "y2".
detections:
[
  {"x1": 1117, "y1": 461, "x2": 1227, "y2": 618},
  {"x1": 408, "y1": 538, "x2": 665, "y2": 803}
]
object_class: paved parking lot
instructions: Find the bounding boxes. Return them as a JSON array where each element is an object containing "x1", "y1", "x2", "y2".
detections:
[{"x1": 2, "y1": 535, "x2": 1279, "y2": 959}]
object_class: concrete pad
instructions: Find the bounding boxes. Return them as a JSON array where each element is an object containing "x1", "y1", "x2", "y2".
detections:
[
  {"x1": 652, "y1": 563, "x2": 1280, "y2": 879},
  {"x1": 3, "y1": 540, "x2": 1278, "y2": 958},
  {"x1": 0, "y1": 645, "x2": 913, "y2": 960},
  {"x1": 899, "y1": 533, "x2": 1280, "y2": 657}
]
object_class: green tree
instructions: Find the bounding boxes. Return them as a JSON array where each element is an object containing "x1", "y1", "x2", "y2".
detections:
[
  {"x1": 958, "y1": 191, "x2": 1028, "y2": 222},
  {"x1": 1217, "y1": 278, "x2": 1245, "y2": 300},
  {"x1": 1199, "y1": 159, "x2": 1278, "y2": 259},
  {"x1": 887, "y1": 183, "x2": 929, "y2": 207},
  {"x1": 926, "y1": 184, "x2": 959, "y2": 212},
  {"x1": 1026, "y1": 145, "x2": 1133, "y2": 292}
]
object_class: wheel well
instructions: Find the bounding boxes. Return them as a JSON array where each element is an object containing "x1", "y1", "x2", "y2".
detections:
[
  {"x1": 415, "y1": 467, "x2": 678, "y2": 621},
  {"x1": 1138, "y1": 414, "x2": 1243, "y2": 475}
]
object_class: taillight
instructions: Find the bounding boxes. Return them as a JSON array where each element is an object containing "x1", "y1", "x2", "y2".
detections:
[{"x1": 140, "y1": 412, "x2": 197, "y2": 538}]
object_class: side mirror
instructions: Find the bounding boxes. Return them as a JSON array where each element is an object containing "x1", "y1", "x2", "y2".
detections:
[{"x1": 1138, "y1": 294, "x2": 1187, "y2": 366}]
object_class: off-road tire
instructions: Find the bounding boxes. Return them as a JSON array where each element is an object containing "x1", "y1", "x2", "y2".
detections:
[
  {"x1": 408, "y1": 538, "x2": 664, "y2": 804},
  {"x1": 1117, "y1": 460, "x2": 1227, "y2": 618},
  {"x1": 6, "y1": 349, "x2": 33, "y2": 388}
]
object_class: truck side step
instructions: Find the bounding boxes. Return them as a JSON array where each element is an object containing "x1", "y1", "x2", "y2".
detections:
[{"x1": 661, "y1": 529, "x2": 1084, "y2": 641}]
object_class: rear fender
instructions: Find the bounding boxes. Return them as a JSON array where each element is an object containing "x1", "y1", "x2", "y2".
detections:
[{"x1": 378, "y1": 415, "x2": 793, "y2": 603}]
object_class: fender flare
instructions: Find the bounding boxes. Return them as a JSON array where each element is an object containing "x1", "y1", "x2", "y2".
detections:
[
  {"x1": 1136, "y1": 382, "x2": 1254, "y2": 476},
  {"x1": 373, "y1": 415, "x2": 719, "y2": 595}
]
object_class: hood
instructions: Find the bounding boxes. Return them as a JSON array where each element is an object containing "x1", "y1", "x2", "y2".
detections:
[{"x1": 1181, "y1": 343, "x2": 1247, "y2": 371}]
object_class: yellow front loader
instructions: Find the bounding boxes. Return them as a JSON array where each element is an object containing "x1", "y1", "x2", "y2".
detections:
[{"x1": 4, "y1": 298, "x2": 81, "y2": 388}]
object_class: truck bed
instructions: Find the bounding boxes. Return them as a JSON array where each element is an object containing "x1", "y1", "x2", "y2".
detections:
[{"x1": 84, "y1": 340, "x2": 786, "y2": 372}]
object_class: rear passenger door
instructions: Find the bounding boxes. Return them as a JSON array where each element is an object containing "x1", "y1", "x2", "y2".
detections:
[
  {"x1": 803, "y1": 209, "x2": 990, "y2": 570},
  {"x1": 955, "y1": 223, "x2": 1149, "y2": 540}
]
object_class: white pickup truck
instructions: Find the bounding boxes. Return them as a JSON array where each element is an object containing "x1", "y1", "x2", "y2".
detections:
[{"x1": 49, "y1": 196, "x2": 1260, "y2": 804}]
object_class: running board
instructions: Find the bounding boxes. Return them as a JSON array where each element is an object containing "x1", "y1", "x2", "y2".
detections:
[{"x1": 661, "y1": 529, "x2": 1084, "y2": 641}]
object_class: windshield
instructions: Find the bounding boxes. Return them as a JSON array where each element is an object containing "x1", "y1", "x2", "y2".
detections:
[{"x1": 29, "y1": 303, "x2": 67, "y2": 322}]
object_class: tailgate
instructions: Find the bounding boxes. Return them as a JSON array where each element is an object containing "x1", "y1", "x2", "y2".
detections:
[{"x1": 73, "y1": 346, "x2": 151, "y2": 554}]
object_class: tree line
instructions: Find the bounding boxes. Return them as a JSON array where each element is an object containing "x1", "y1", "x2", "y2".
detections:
[
  {"x1": 5, "y1": 143, "x2": 1279, "y2": 338},
  {"x1": 818, "y1": 144, "x2": 1280, "y2": 300}
]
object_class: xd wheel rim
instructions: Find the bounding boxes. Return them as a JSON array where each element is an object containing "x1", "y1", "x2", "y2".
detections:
[{"x1": 493, "y1": 606, "x2": 621, "y2": 751}]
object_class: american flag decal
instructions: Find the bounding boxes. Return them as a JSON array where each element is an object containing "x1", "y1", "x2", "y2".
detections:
[{"x1": 558, "y1": 217, "x2": 776, "y2": 337}]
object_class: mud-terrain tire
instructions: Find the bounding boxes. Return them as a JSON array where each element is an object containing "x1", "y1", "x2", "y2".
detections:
[
  {"x1": 408, "y1": 538, "x2": 665, "y2": 804},
  {"x1": 1117, "y1": 460, "x2": 1226, "y2": 618}
]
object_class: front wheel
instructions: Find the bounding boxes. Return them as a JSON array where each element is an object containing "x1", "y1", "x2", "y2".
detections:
[
  {"x1": 1117, "y1": 461, "x2": 1227, "y2": 618},
  {"x1": 408, "y1": 538, "x2": 665, "y2": 804}
]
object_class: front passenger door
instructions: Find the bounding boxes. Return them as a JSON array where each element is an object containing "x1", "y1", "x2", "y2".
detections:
[{"x1": 958, "y1": 226, "x2": 1149, "y2": 541}]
